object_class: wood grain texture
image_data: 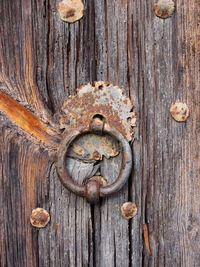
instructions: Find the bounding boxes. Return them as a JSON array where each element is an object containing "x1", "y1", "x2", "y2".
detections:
[
  {"x1": 0, "y1": 0, "x2": 199, "y2": 267},
  {"x1": 0, "y1": 91, "x2": 61, "y2": 148}
]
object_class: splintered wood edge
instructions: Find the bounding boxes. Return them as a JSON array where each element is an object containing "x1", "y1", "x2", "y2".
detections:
[{"x1": 0, "y1": 91, "x2": 61, "y2": 148}]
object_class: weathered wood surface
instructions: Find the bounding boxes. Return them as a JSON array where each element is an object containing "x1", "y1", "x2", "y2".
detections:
[{"x1": 0, "y1": 0, "x2": 199, "y2": 266}]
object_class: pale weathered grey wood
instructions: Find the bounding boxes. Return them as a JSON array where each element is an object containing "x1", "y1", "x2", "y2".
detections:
[
  {"x1": 0, "y1": 0, "x2": 199, "y2": 266},
  {"x1": 127, "y1": 1, "x2": 200, "y2": 266},
  {"x1": 93, "y1": 155, "x2": 130, "y2": 267},
  {"x1": 38, "y1": 160, "x2": 93, "y2": 267}
]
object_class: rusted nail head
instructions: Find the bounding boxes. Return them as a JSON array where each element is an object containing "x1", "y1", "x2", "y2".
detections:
[
  {"x1": 121, "y1": 202, "x2": 137, "y2": 219},
  {"x1": 154, "y1": 0, "x2": 175, "y2": 19},
  {"x1": 30, "y1": 208, "x2": 50, "y2": 228},
  {"x1": 58, "y1": 0, "x2": 84, "y2": 23},
  {"x1": 170, "y1": 102, "x2": 189, "y2": 122}
]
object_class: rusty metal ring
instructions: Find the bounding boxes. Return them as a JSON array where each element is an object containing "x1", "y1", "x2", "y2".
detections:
[{"x1": 56, "y1": 120, "x2": 132, "y2": 202}]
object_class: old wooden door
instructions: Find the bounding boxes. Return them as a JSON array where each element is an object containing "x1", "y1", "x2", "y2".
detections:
[{"x1": 0, "y1": 0, "x2": 199, "y2": 266}]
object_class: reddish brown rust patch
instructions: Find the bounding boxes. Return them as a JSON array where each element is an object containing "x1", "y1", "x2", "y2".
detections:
[
  {"x1": 64, "y1": 8, "x2": 75, "y2": 18},
  {"x1": 55, "y1": 224, "x2": 59, "y2": 233},
  {"x1": 154, "y1": 0, "x2": 175, "y2": 19},
  {"x1": 60, "y1": 82, "x2": 136, "y2": 142},
  {"x1": 0, "y1": 91, "x2": 61, "y2": 147},
  {"x1": 30, "y1": 208, "x2": 50, "y2": 228},
  {"x1": 121, "y1": 202, "x2": 137, "y2": 219},
  {"x1": 143, "y1": 224, "x2": 152, "y2": 256}
]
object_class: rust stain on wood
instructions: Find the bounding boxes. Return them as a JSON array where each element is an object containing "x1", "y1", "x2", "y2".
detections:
[
  {"x1": 55, "y1": 224, "x2": 59, "y2": 233},
  {"x1": 143, "y1": 224, "x2": 152, "y2": 256},
  {"x1": 0, "y1": 91, "x2": 61, "y2": 147}
]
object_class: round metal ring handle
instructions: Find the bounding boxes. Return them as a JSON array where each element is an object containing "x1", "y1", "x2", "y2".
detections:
[{"x1": 56, "y1": 120, "x2": 132, "y2": 202}]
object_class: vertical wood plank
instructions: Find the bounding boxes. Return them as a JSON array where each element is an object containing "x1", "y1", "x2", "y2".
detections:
[
  {"x1": 0, "y1": 126, "x2": 51, "y2": 267},
  {"x1": 127, "y1": 0, "x2": 200, "y2": 266},
  {"x1": 37, "y1": 159, "x2": 94, "y2": 266}
]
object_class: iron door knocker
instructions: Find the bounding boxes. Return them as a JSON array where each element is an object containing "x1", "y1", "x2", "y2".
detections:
[{"x1": 56, "y1": 117, "x2": 132, "y2": 203}]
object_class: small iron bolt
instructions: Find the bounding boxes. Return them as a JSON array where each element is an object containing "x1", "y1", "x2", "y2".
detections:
[
  {"x1": 58, "y1": 0, "x2": 84, "y2": 23},
  {"x1": 170, "y1": 102, "x2": 189, "y2": 122},
  {"x1": 121, "y1": 202, "x2": 137, "y2": 219},
  {"x1": 30, "y1": 208, "x2": 50, "y2": 228},
  {"x1": 154, "y1": 0, "x2": 175, "y2": 19}
]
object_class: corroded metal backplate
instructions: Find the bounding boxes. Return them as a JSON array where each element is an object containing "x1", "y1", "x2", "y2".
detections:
[
  {"x1": 59, "y1": 81, "x2": 136, "y2": 160},
  {"x1": 68, "y1": 133, "x2": 120, "y2": 160}
]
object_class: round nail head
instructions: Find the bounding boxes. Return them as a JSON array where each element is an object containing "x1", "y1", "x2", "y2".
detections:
[
  {"x1": 30, "y1": 208, "x2": 50, "y2": 228},
  {"x1": 58, "y1": 0, "x2": 84, "y2": 23},
  {"x1": 121, "y1": 202, "x2": 137, "y2": 219},
  {"x1": 154, "y1": 0, "x2": 175, "y2": 19},
  {"x1": 170, "y1": 102, "x2": 189, "y2": 122}
]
